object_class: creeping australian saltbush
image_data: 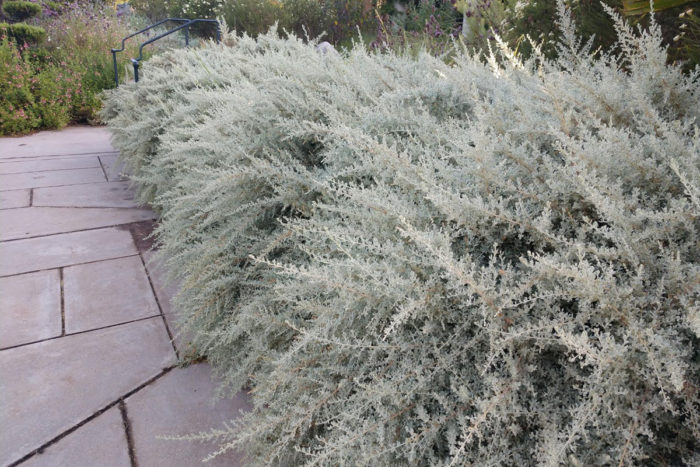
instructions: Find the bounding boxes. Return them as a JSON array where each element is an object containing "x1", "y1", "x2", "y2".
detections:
[{"x1": 101, "y1": 5, "x2": 700, "y2": 465}]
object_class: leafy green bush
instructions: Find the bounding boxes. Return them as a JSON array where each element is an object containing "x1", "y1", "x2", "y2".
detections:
[
  {"x1": 32, "y1": 65, "x2": 76, "y2": 128},
  {"x1": 2, "y1": 0, "x2": 41, "y2": 21},
  {"x1": 0, "y1": 36, "x2": 39, "y2": 134},
  {"x1": 0, "y1": 35, "x2": 81, "y2": 134},
  {"x1": 676, "y1": 6, "x2": 700, "y2": 68},
  {"x1": 0, "y1": 3, "x2": 146, "y2": 134},
  {"x1": 38, "y1": 3, "x2": 142, "y2": 122},
  {"x1": 373, "y1": 0, "x2": 464, "y2": 55},
  {"x1": 0, "y1": 21, "x2": 46, "y2": 43},
  {"x1": 219, "y1": 0, "x2": 291, "y2": 37},
  {"x1": 280, "y1": 0, "x2": 330, "y2": 37},
  {"x1": 124, "y1": 0, "x2": 166, "y2": 20},
  {"x1": 647, "y1": 3, "x2": 700, "y2": 69},
  {"x1": 502, "y1": 0, "x2": 700, "y2": 70},
  {"x1": 0, "y1": 0, "x2": 45, "y2": 47},
  {"x1": 391, "y1": 0, "x2": 460, "y2": 33},
  {"x1": 42, "y1": 0, "x2": 65, "y2": 14},
  {"x1": 102, "y1": 5, "x2": 700, "y2": 465},
  {"x1": 501, "y1": 0, "x2": 620, "y2": 59},
  {"x1": 242, "y1": 0, "x2": 336, "y2": 38},
  {"x1": 114, "y1": 0, "x2": 147, "y2": 19}
]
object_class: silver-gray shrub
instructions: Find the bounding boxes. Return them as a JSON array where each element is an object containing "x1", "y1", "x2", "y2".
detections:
[{"x1": 101, "y1": 6, "x2": 700, "y2": 465}]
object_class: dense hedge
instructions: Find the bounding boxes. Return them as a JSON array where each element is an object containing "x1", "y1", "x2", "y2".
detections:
[
  {"x1": 2, "y1": 0, "x2": 41, "y2": 21},
  {"x1": 102, "y1": 6, "x2": 700, "y2": 465},
  {"x1": 0, "y1": 21, "x2": 45, "y2": 43}
]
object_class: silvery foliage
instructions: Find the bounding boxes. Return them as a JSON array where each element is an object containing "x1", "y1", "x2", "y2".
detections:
[{"x1": 101, "y1": 4, "x2": 700, "y2": 465}]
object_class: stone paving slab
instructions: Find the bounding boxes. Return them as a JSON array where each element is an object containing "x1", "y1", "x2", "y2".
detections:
[
  {"x1": 23, "y1": 407, "x2": 130, "y2": 467},
  {"x1": 126, "y1": 363, "x2": 251, "y2": 467},
  {"x1": 0, "y1": 206, "x2": 155, "y2": 241},
  {"x1": 0, "y1": 126, "x2": 114, "y2": 159},
  {"x1": 0, "y1": 318, "x2": 175, "y2": 466},
  {"x1": 0, "y1": 227, "x2": 137, "y2": 277},
  {"x1": 0, "y1": 167, "x2": 106, "y2": 191},
  {"x1": 99, "y1": 154, "x2": 128, "y2": 182},
  {"x1": 0, "y1": 156, "x2": 101, "y2": 175},
  {"x1": 64, "y1": 256, "x2": 160, "y2": 333},
  {"x1": 33, "y1": 181, "x2": 137, "y2": 208},
  {"x1": 0, "y1": 270, "x2": 61, "y2": 349},
  {"x1": 0, "y1": 189, "x2": 30, "y2": 209}
]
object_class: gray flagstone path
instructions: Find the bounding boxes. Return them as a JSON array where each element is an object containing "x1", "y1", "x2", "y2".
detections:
[{"x1": 0, "y1": 126, "x2": 250, "y2": 467}]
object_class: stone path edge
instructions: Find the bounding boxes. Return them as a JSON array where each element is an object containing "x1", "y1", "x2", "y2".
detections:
[
  {"x1": 3, "y1": 217, "x2": 180, "y2": 464},
  {"x1": 0, "y1": 128, "x2": 249, "y2": 466}
]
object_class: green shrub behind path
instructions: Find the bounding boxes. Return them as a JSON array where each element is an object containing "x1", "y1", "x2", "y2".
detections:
[
  {"x1": 2, "y1": 0, "x2": 40, "y2": 21},
  {"x1": 102, "y1": 5, "x2": 700, "y2": 465}
]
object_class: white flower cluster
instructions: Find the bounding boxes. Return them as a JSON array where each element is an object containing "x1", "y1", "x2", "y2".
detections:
[{"x1": 101, "y1": 4, "x2": 700, "y2": 464}]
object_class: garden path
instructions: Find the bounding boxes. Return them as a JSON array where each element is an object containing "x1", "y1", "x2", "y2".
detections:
[{"x1": 0, "y1": 126, "x2": 250, "y2": 467}]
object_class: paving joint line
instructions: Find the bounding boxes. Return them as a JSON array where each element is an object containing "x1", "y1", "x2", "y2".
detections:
[
  {"x1": 0, "y1": 253, "x2": 141, "y2": 280},
  {"x1": 0, "y1": 218, "x2": 156, "y2": 244},
  {"x1": 0, "y1": 180, "x2": 120, "y2": 193},
  {"x1": 59, "y1": 268, "x2": 65, "y2": 336},
  {"x1": 0, "y1": 314, "x2": 163, "y2": 352},
  {"x1": 0, "y1": 183, "x2": 132, "y2": 211},
  {"x1": 0, "y1": 166, "x2": 101, "y2": 176},
  {"x1": 30, "y1": 205, "x2": 142, "y2": 210},
  {"x1": 138, "y1": 250, "x2": 180, "y2": 360},
  {"x1": 8, "y1": 367, "x2": 174, "y2": 467},
  {"x1": 0, "y1": 150, "x2": 119, "y2": 161},
  {"x1": 97, "y1": 155, "x2": 109, "y2": 181},
  {"x1": 119, "y1": 401, "x2": 138, "y2": 467}
]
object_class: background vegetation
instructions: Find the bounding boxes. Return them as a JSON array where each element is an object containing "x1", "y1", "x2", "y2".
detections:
[
  {"x1": 0, "y1": 1, "x2": 146, "y2": 135},
  {"x1": 1, "y1": 0, "x2": 698, "y2": 135},
  {"x1": 125, "y1": 0, "x2": 700, "y2": 66}
]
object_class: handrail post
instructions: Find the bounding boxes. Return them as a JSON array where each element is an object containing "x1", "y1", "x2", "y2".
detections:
[
  {"x1": 184, "y1": 24, "x2": 189, "y2": 46},
  {"x1": 131, "y1": 59, "x2": 140, "y2": 83},
  {"x1": 215, "y1": 23, "x2": 221, "y2": 43},
  {"x1": 112, "y1": 49, "x2": 119, "y2": 87}
]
